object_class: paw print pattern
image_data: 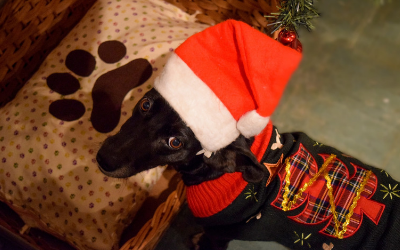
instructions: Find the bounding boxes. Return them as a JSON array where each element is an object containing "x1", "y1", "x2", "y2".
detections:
[{"x1": 47, "y1": 40, "x2": 152, "y2": 133}]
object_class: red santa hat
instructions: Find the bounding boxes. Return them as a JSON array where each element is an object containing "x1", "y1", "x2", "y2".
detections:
[{"x1": 154, "y1": 20, "x2": 302, "y2": 154}]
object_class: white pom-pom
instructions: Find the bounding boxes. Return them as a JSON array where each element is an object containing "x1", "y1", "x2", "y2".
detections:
[{"x1": 237, "y1": 110, "x2": 270, "y2": 138}]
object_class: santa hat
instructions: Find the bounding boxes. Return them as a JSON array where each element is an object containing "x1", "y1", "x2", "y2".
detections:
[{"x1": 154, "y1": 20, "x2": 302, "y2": 154}]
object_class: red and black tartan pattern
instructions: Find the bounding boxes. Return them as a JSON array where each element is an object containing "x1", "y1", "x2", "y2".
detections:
[
  {"x1": 272, "y1": 144, "x2": 379, "y2": 238},
  {"x1": 272, "y1": 144, "x2": 318, "y2": 212}
]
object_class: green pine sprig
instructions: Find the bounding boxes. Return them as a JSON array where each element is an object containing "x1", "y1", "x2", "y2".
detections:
[{"x1": 266, "y1": 0, "x2": 320, "y2": 35}]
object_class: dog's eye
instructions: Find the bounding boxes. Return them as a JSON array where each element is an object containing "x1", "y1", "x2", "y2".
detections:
[
  {"x1": 168, "y1": 137, "x2": 183, "y2": 149},
  {"x1": 140, "y1": 98, "x2": 151, "y2": 112}
]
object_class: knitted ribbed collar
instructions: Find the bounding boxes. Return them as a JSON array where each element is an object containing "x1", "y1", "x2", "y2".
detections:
[{"x1": 186, "y1": 122, "x2": 274, "y2": 218}]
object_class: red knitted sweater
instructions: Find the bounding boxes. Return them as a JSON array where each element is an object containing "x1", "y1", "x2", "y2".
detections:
[{"x1": 186, "y1": 122, "x2": 273, "y2": 218}]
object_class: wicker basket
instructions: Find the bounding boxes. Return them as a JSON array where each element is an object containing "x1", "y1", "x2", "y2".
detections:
[
  {"x1": 166, "y1": 0, "x2": 279, "y2": 33},
  {"x1": 0, "y1": 0, "x2": 281, "y2": 249},
  {"x1": 0, "y1": 0, "x2": 96, "y2": 108},
  {"x1": 120, "y1": 180, "x2": 187, "y2": 250}
]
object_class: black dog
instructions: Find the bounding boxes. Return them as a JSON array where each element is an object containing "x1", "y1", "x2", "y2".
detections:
[
  {"x1": 97, "y1": 89, "x2": 400, "y2": 250},
  {"x1": 96, "y1": 88, "x2": 266, "y2": 185}
]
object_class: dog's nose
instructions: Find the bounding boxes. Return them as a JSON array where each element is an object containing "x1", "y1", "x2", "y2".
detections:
[{"x1": 96, "y1": 152, "x2": 119, "y2": 172}]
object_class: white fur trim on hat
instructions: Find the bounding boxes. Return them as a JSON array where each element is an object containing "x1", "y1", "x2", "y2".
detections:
[
  {"x1": 154, "y1": 53, "x2": 240, "y2": 152},
  {"x1": 237, "y1": 110, "x2": 270, "y2": 138}
]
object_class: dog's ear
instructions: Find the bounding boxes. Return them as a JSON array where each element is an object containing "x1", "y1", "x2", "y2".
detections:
[
  {"x1": 204, "y1": 136, "x2": 268, "y2": 183},
  {"x1": 230, "y1": 136, "x2": 268, "y2": 183}
]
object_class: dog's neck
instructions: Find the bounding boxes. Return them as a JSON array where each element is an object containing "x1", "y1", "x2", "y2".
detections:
[
  {"x1": 179, "y1": 122, "x2": 273, "y2": 186},
  {"x1": 185, "y1": 122, "x2": 279, "y2": 218},
  {"x1": 179, "y1": 161, "x2": 227, "y2": 186}
]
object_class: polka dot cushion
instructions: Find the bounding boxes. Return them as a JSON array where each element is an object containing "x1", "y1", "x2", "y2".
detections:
[{"x1": 0, "y1": 0, "x2": 209, "y2": 249}]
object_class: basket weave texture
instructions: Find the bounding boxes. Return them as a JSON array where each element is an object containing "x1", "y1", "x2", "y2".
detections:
[
  {"x1": 0, "y1": 1, "x2": 281, "y2": 249},
  {"x1": 120, "y1": 180, "x2": 187, "y2": 250},
  {"x1": 166, "y1": 0, "x2": 279, "y2": 33},
  {"x1": 0, "y1": 0, "x2": 96, "y2": 108}
]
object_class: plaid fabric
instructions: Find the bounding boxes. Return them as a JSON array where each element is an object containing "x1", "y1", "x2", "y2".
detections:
[
  {"x1": 272, "y1": 144, "x2": 379, "y2": 238},
  {"x1": 321, "y1": 159, "x2": 379, "y2": 238},
  {"x1": 272, "y1": 144, "x2": 318, "y2": 211}
]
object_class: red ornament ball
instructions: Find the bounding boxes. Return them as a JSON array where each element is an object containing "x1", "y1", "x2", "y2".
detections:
[
  {"x1": 277, "y1": 29, "x2": 303, "y2": 53},
  {"x1": 278, "y1": 30, "x2": 297, "y2": 45}
]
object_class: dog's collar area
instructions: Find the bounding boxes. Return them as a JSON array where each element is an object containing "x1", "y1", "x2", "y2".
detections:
[{"x1": 196, "y1": 149, "x2": 213, "y2": 158}]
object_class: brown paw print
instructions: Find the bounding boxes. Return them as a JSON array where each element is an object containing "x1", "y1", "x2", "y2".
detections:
[{"x1": 47, "y1": 41, "x2": 153, "y2": 133}]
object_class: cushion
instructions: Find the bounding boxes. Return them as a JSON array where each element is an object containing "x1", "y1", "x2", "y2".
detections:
[{"x1": 0, "y1": 0, "x2": 208, "y2": 249}]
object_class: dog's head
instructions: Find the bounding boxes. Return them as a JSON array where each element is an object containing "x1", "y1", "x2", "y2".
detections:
[{"x1": 96, "y1": 89, "x2": 267, "y2": 185}]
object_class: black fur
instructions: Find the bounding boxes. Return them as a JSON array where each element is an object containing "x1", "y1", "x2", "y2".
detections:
[{"x1": 96, "y1": 88, "x2": 267, "y2": 186}]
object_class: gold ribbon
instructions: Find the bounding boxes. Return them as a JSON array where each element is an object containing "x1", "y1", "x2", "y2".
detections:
[{"x1": 281, "y1": 154, "x2": 372, "y2": 239}]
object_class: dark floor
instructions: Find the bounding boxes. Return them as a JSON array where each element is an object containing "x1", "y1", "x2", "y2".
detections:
[{"x1": 156, "y1": 0, "x2": 400, "y2": 249}]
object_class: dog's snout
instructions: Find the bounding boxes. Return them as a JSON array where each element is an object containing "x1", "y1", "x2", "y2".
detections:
[{"x1": 96, "y1": 150, "x2": 119, "y2": 173}]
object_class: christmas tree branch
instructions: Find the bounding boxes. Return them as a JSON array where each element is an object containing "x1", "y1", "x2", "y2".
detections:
[{"x1": 266, "y1": 0, "x2": 320, "y2": 35}]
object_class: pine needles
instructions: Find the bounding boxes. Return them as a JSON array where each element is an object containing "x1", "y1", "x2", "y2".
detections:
[{"x1": 267, "y1": 0, "x2": 320, "y2": 35}]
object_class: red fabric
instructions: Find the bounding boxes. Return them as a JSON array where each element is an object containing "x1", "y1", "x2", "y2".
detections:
[
  {"x1": 251, "y1": 121, "x2": 273, "y2": 162},
  {"x1": 175, "y1": 20, "x2": 302, "y2": 120},
  {"x1": 187, "y1": 122, "x2": 273, "y2": 218},
  {"x1": 186, "y1": 172, "x2": 247, "y2": 218}
]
